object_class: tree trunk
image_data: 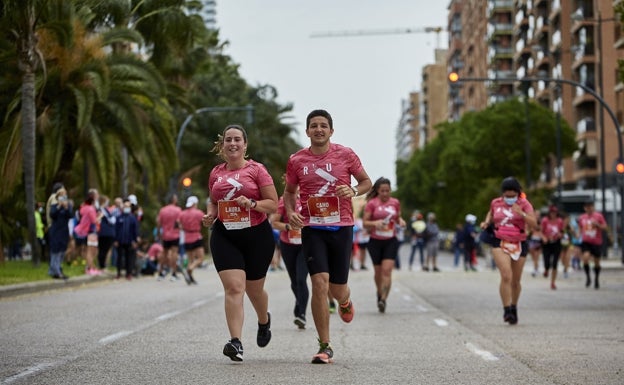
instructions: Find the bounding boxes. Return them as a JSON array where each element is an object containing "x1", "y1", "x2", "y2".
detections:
[{"x1": 22, "y1": 68, "x2": 40, "y2": 266}]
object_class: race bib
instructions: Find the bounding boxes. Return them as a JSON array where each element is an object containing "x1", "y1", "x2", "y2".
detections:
[
  {"x1": 307, "y1": 196, "x2": 340, "y2": 224},
  {"x1": 218, "y1": 200, "x2": 251, "y2": 230},
  {"x1": 287, "y1": 228, "x2": 302, "y2": 245},
  {"x1": 501, "y1": 240, "x2": 521, "y2": 261},
  {"x1": 373, "y1": 221, "x2": 395, "y2": 238}
]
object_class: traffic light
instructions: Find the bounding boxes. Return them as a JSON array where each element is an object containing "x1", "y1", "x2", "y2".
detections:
[
  {"x1": 182, "y1": 177, "x2": 192, "y2": 188},
  {"x1": 616, "y1": 162, "x2": 624, "y2": 174},
  {"x1": 448, "y1": 72, "x2": 459, "y2": 83}
]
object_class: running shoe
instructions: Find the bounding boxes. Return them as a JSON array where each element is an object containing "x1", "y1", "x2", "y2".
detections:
[
  {"x1": 508, "y1": 305, "x2": 518, "y2": 325},
  {"x1": 338, "y1": 299, "x2": 354, "y2": 323},
  {"x1": 294, "y1": 316, "x2": 306, "y2": 330},
  {"x1": 170, "y1": 273, "x2": 180, "y2": 282},
  {"x1": 328, "y1": 300, "x2": 336, "y2": 314},
  {"x1": 181, "y1": 269, "x2": 192, "y2": 285},
  {"x1": 223, "y1": 338, "x2": 243, "y2": 362},
  {"x1": 311, "y1": 340, "x2": 333, "y2": 364},
  {"x1": 257, "y1": 312, "x2": 272, "y2": 347},
  {"x1": 157, "y1": 272, "x2": 166, "y2": 281},
  {"x1": 377, "y1": 299, "x2": 386, "y2": 313}
]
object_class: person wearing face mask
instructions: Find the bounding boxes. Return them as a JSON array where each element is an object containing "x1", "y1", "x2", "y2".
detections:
[
  {"x1": 97, "y1": 195, "x2": 117, "y2": 270},
  {"x1": 48, "y1": 188, "x2": 73, "y2": 279},
  {"x1": 481, "y1": 177, "x2": 537, "y2": 325},
  {"x1": 114, "y1": 199, "x2": 139, "y2": 280}
]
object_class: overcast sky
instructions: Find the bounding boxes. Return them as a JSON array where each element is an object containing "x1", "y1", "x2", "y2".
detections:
[{"x1": 217, "y1": 1, "x2": 450, "y2": 188}]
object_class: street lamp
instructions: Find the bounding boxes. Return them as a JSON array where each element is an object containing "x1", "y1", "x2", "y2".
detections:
[
  {"x1": 169, "y1": 104, "x2": 254, "y2": 194},
  {"x1": 448, "y1": 72, "x2": 624, "y2": 262}
]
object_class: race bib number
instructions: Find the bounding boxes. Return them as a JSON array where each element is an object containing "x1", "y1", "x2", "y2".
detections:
[
  {"x1": 373, "y1": 221, "x2": 395, "y2": 238},
  {"x1": 218, "y1": 200, "x2": 251, "y2": 230},
  {"x1": 307, "y1": 196, "x2": 340, "y2": 224},
  {"x1": 287, "y1": 228, "x2": 302, "y2": 245},
  {"x1": 501, "y1": 240, "x2": 521, "y2": 261}
]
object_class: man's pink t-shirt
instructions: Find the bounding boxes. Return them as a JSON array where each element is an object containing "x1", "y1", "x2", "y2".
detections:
[
  {"x1": 578, "y1": 211, "x2": 606, "y2": 245},
  {"x1": 285, "y1": 143, "x2": 364, "y2": 227},
  {"x1": 208, "y1": 160, "x2": 274, "y2": 226},
  {"x1": 490, "y1": 197, "x2": 534, "y2": 242},
  {"x1": 364, "y1": 197, "x2": 402, "y2": 240},
  {"x1": 178, "y1": 207, "x2": 204, "y2": 243},
  {"x1": 158, "y1": 204, "x2": 181, "y2": 241},
  {"x1": 74, "y1": 204, "x2": 97, "y2": 237}
]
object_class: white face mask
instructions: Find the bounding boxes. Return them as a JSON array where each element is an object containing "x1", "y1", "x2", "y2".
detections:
[
  {"x1": 123, "y1": 207, "x2": 131, "y2": 214},
  {"x1": 503, "y1": 196, "x2": 518, "y2": 206}
]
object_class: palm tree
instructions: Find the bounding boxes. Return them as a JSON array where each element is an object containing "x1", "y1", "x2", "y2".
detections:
[{"x1": 0, "y1": 0, "x2": 48, "y2": 265}]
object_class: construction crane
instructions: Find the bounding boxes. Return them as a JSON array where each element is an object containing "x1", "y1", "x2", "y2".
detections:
[{"x1": 310, "y1": 26, "x2": 444, "y2": 48}]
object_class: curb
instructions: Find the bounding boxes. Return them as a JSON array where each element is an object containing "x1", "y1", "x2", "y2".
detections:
[{"x1": 0, "y1": 273, "x2": 115, "y2": 299}]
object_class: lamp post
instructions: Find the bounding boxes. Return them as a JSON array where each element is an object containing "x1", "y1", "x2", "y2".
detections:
[
  {"x1": 169, "y1": 104, "x2": 254, "y2": 194},
  {"x1": 555, "y1": 83, "x2": 562, "y2": 199},
  {"x1": 448, "y1": 72, "x2": 624, "y2": 261}
]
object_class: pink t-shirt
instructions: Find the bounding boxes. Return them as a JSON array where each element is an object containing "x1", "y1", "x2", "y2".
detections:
[
  {"x1": 285, "y1": 143, "x2": 364, "y2": 227},
  {"x1": 208, "y1": 160, "x2": 274, "y2": 227},
  {"x1": 276, "y1": 196, "x2": 302, "y2": 244},
  {"x1": 365, "y1": 197, "x2": 402, "y2": 240},
  {"x1": 490, "y1": 197, "x2": 534, "y2": 242},
  {"x1": 147, "y1": 243, "x2": 163, "y2": 260},
  {"x1": 540, "y1": 216, "x2": 564, "y2": 242},
  {"x1": 158, "y1": 204, "x2": 181, "y2": 241},
  {"x1": 178, "y1": 207, "x2": 204, "y2": 243},
  {"x1": 74, "y1": 204, "x2": 98, "y2": 237},
  {"x1": 578, "y1": 211, "x2": 606, "y2": 245}
]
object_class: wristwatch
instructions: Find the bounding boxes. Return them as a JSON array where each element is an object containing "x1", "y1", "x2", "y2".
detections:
[
  {"x1": 285, "y1": 224, "x2": 291, "y2": 231},
  {"x1": 250, "y1": 199, "x2": 257, "y2": 209},
  {"x1": 351, "y1": 186, "x2": 358, "y2": 197}
]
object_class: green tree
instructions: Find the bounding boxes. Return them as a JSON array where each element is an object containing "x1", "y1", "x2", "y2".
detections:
[
  {"x1": 396, "y1": 98, "x2": 577, "y2": 228},
  {"x1": 0, "y1": 0, "x2": 49, "y2": 265}
]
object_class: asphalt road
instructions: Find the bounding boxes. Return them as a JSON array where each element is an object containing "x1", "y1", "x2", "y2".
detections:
[{"x1": 1, "y1": 247, "x2": 623, "y2": 385}]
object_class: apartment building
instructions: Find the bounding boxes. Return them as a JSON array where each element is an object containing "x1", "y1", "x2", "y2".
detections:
[
  {"x1": 421, "y1": 49, "x2": 450, "y2": 143},
  {"x1": 445, "y1": 0, "x2": 624, "y2": 194},
  {"x1": 396, "y1": 92, "x2": 421, "y2": 161}
]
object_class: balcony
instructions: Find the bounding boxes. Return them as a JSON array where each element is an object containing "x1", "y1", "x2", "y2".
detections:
[
  {"x1": 493, "y1": 46, "x2": 514, "y2": 59},
  {"x1": 490, "y1": 0, "x2": 514, "y2": 12},
  {"x1": 576, "y1": 117, "x2": 596, "y2": 134},
  {"x1": 573, "y1": 92, "x2": 596, "y2": 107}
]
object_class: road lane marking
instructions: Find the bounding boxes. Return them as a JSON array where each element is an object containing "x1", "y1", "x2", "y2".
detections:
[
  {"x1": 2, "y1": 294, "x2": 220, "y2": 384},
  {"x1": 416, "y1": 305, "x2": 429, "y2": 312},
  {"x1": 465, "y1": 342, "x2": 499, "y2": 361},
  {"x1": 99, "y1": 331, "x2": 134, "y2": 345},
  {"x1": 434, "y1": 318, "x2": 449, "y2": 327},
  {"x1": 1, "y1": 363, "x2": 55, "y2": 384}
]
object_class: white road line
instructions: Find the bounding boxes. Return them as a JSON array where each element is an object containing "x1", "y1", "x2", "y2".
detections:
[
  {"x1": 434, "y1": 318, "x2": 449, "y2": 327},
  {"x1": 156, "y1": 310, "x2": 183, "y2": 321},
  {"x1": 416, "y1": 305, "x2": 429, "y2": 312},
  {"x1": 99, "y1": 331, "x2": 134, "y2": 345},
  {"x1": 1, "y1": 363, "x2": 55, "y2": 384},
  {"x1": 465, "y1": 342, "x2": 499, "y2": 361},
  {"x1": 3, "y1": 294, "x2": 219, "y2": 384},
  {"x1": 401, "y1": 294, "x2": 413, "y2": 301}
]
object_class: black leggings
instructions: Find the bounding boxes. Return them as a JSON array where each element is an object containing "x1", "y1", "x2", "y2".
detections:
[
  {"x1": 280, "y1": 242, "x2": 309, "y2": 318},
  {"x1": 542, "y1": 242, "x2": 561, "y2": 271}
]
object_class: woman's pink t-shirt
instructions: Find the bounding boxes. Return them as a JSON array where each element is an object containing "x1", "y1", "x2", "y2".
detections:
[
  {"x1": 490, "y1": 197, "x2": 534, "y2": 242},
  {"x1": 74, "y1": 204, "x2": 97, "y2": 237},
  {"x1": 209, "y1": 160, "x2": 274, "y2": 226},
  {"x1": 364, "y1": 197, "x2": 402, "y2": 240}
]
